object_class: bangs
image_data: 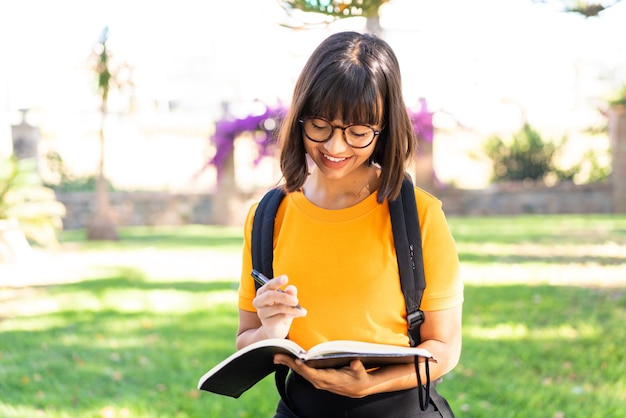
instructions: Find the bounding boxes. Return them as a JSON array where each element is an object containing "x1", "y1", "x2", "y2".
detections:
[{"x1": 302, "y1": 68, "x2": 384, "y2": 126}]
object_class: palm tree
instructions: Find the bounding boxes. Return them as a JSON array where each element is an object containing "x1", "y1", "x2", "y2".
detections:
[{"x1": 86, "y1": 27, "x2": 118, "y2": 240}]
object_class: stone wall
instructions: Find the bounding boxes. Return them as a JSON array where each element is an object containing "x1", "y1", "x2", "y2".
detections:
[
  {"x1": 56, "y1": 182, "x2": 613, "y2": 230},
  {"x1": 58, "y1": 191, "x2": 217, "y2": 230},
  {"x1": 438, "y1": 182, "x2": 612, "y2": 216}
]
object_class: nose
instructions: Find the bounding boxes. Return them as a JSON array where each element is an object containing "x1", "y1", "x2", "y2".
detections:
[{"x1": 323, "y1": 127, "x2": 348, "y2": 153}]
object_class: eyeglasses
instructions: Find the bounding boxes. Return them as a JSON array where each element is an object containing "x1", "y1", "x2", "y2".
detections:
[{"x1": 298, "y1": 117, "x2": 380, "y2": 149}]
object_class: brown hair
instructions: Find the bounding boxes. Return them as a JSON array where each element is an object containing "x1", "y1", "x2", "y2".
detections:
[{"x1": 278, "y1": 31, "x2": 416, "y2": 203}]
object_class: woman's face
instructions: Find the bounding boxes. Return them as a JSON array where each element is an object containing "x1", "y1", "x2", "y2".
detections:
[{"x1": 302, "y1": 117, "x2": 381, "y2": 181}]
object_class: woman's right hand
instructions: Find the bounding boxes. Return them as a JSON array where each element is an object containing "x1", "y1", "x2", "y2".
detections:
[{"x1": 252, "y1": 274, "x2": 307, "y2": 339}]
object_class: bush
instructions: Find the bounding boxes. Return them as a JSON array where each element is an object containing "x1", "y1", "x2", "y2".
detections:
[
  {"x1": 44, "y1": 151, "x2": 114, "y2": 193},
  {"x1": 0, "y1": 156, "x2": 66, "y2": 248},
  {"x1": 608, "y1": 84, "x2": 626, "y2": 107},
  {"x1": 484, "y1": 123, "x2": 558, "y2": 183}
]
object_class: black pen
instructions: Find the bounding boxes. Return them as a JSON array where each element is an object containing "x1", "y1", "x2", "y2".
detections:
[{"x1": 251, "y1": 269, "x2": 302, "y2": 309}]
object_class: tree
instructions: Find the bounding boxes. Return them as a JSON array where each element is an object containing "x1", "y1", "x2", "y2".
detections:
[
  {"x1": 280, "y1": 0, "x2": 389, "y2": 34},
  {"x1": 531, "y1": 0, "x2": 622, "y2": 17},
  {"x1": 86, "y1": 27, "x2": 119, "y2": 240}
]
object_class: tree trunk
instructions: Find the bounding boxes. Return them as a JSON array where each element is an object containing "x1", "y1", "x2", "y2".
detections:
[
  {"x1": 366, "y1": 15, "x2": 382, "y2": 36},
  {"x1": 413, "y1": 139, "x2": 435, "y2": 193},
  {"x1": 86, "y1": 110, "x2": 118, "y2": 240},
  {"x1": 211, "y1": 141, "x2": 238, "y2": 226}
]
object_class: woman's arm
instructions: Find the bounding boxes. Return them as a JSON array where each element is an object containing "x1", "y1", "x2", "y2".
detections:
[
  {"x1": 273, "y1": 304, "x2": 462, "y2": 398},
  {"x1": 236, "y1": 274, "x2": 307, "y2": 350}
]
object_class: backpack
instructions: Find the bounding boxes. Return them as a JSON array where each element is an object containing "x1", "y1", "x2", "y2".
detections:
[{"x1": 250, "y1": 175, "x2": 455, "y2": 417}]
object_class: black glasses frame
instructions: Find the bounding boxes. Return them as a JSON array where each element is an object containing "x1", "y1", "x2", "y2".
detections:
[{"x1": 298, "y1": 117, "x2": 380, "y2": 149}]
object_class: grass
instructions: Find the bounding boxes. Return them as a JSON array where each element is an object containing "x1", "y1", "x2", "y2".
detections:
[{"x1": 1, "y1": 215, "x2": 625, "y2": 417}]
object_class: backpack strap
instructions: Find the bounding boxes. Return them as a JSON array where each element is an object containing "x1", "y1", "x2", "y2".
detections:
[
  {"x1": 389, "y1": 177, "x2": 426, "y2": 347},
  {"x1": 391, "y1": 178, "x2": 435, "y2": 413},
  {"x1": 251, "y1": 186, "x2": 286, "y2": 289},
  {"x1": 250, "y1": 186, "x2": 294, "y2": 410}
]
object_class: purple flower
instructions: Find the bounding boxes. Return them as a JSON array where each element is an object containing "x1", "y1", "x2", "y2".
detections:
[
  {"x1": 409, "y1": 97, "x2": 434, "y2": 143},
  {"x1": 205, "y1": 104, "x2": 287, "y2": 183}
]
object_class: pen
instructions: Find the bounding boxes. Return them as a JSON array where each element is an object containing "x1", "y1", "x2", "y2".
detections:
[{"x1": 251, "y1": 269, "x2": 302, "y2": 309}]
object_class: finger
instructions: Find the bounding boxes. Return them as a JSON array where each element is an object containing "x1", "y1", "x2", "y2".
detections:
[
  {"x1": 254, "y1": 291, "x2": 299, "y2": 311},
  {"x1": 255, "y1": 289, "x2": 303, "y2": 313},
  {"x1": 349, "y1": 359, "x2": 366, "y2": 372},
  {"x1": 273, "y1": 354, "x2": 297, "y2": 368},
  {"x1": 265, "y1": 274, "x2": 288, "y2": 291}
]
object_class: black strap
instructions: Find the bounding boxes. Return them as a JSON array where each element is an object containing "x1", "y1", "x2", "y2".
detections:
[
  {"x1": 389, "y1": 177, "x2": 426, "y2": 346},
  {"x1": 252, "y1": 187, "x2": 295, "y2": 412},
  {"x1": 430, "y1": 384, "x2": 456, "y2": 418},
  {"x1": 251, "y1": 186, "x2": 286, "y2": 288},
  {"x1": 273, "y1": 365, "x2": 293, "y2": 411},
  {"x1": 415, "y1": 357, "x2": 430, "y2": 410},
  {"x1": 396, "y1": 178, "x2": 442, "y2": 414}
]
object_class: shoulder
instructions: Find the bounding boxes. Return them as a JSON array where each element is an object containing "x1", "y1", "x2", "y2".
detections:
[
  {"x1": 409, "y1": 186, "x2": 453, "y2": 233},
  {"x1": 412, "y1": 186, "x2": 443, "y2": 212},
  {"x1": 244, "y1": 187, "x2": 291, "y2": 231},
  {"x1": 246, "y1": 187, "x2": 286, "y2": 215}
]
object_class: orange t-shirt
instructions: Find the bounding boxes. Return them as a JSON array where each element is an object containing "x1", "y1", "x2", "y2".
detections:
[{"x1": 238, "y1": 187, "x2": 463, "y2": 350}]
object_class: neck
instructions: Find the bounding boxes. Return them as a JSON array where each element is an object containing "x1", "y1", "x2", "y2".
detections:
[{"x1": 303, "y1": 166, "x2": 380, "y2": 209}]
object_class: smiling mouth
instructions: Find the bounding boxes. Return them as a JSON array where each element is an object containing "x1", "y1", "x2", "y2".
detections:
[{"x1": 323, "y1": 153, "x2": 347, "y2": 163}]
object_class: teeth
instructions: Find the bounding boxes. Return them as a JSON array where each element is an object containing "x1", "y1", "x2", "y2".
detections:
[{"x1": 323, "y1": 154, "x2": 346, "y2": 162}]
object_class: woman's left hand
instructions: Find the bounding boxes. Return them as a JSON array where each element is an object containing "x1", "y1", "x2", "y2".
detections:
[{"x1": 273, "y1": 354, "x2": 373, "y2": 398}]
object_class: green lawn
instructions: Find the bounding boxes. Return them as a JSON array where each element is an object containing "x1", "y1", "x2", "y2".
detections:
[{"x1": 1, "y1": 216, "x2": 625, "y2": 417}]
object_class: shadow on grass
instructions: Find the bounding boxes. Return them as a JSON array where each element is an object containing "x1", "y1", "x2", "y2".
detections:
[
  {"x1": 459, "y1": 252, "x2": 625, "y2": 266},
  {"x1": 448, "y1": 215, "x2": 626, "y2": 247},
  {"x1": 58, "y1": 225, "x2": 244, "y2": 250},
  {"x1": 440, "y1": 284, "x2": 626, "y2": 418},
  {"x1": 0, "y1": 278, "x2": 276, "y2": 418},
  {"x1": 1, "y1": 266, "x2": 238, "y2": 305},
  {"x1": 48, "y1": 275, "x2": 239, "y2": 294},
  {"x1": 2, "y1": 278, "x2": 626, "y2": 417}
]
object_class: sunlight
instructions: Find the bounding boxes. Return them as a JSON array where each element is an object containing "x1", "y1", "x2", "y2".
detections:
[
  {"x1": 0, "y1": 315, "x2": 67, "y2": 332},
  {"x1": 461, "y1": 261, "x2": 626, "y2": 287},
  {"x1": 1, "y1": 0, "x2": 625, "y2": 191},
  {"x1": 466, "y1": 322, "x2": 598, "y2": 340}
]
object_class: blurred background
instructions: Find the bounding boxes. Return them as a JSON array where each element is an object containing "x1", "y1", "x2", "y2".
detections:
[
  {"x1": 1, "y1": 0, "x2": 623, "y2": 183},
  {"x1": 1, "y1": 0, "x2": 625, "y2": 236}
]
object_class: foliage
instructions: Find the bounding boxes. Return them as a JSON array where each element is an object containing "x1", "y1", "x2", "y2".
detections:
[
  {"x1": 47, "y1": 175, "x2": 114, "y2": 193},
  {"x1": 484, "y1": 123, "x2": 566, "y2": 183},
  {"x1": 285, "y1": 1, "x2": 623, "y2": 20},
  {"x1": 581, "y1": 150, "x2": 611, "y2": 183},
  {"x1": 556, "y1": 149, "x2": 612, "y2": 185},
  {"x1": 0, "y1": 156, "x2": 66, "y2": 248},
  {"x1": 43, "y1": 151, "x2": 114, "y2": 193},
  {"x1": 534, "y1": 0, "x2": 624, "y2": 17},
  {"x1": 282, "y1": 0, "x2": 388, "y2": 18},
  {"x1": 1, "y1": 218, "x2": 625, "y2": 417},
  {"x1": 484, "y1": 123, "x2": 611, "y2": 185},
  {"x1": 608, "y1": 84, "x2": 626, "y2": 107},
  {"x1": 95, "y1": 27, "x2": 113, "y2": 111}
]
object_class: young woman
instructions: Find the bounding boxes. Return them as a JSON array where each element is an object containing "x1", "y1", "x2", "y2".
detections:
[{"x1": 236, "y1": 31, "x2": 463, "y2": 417}]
